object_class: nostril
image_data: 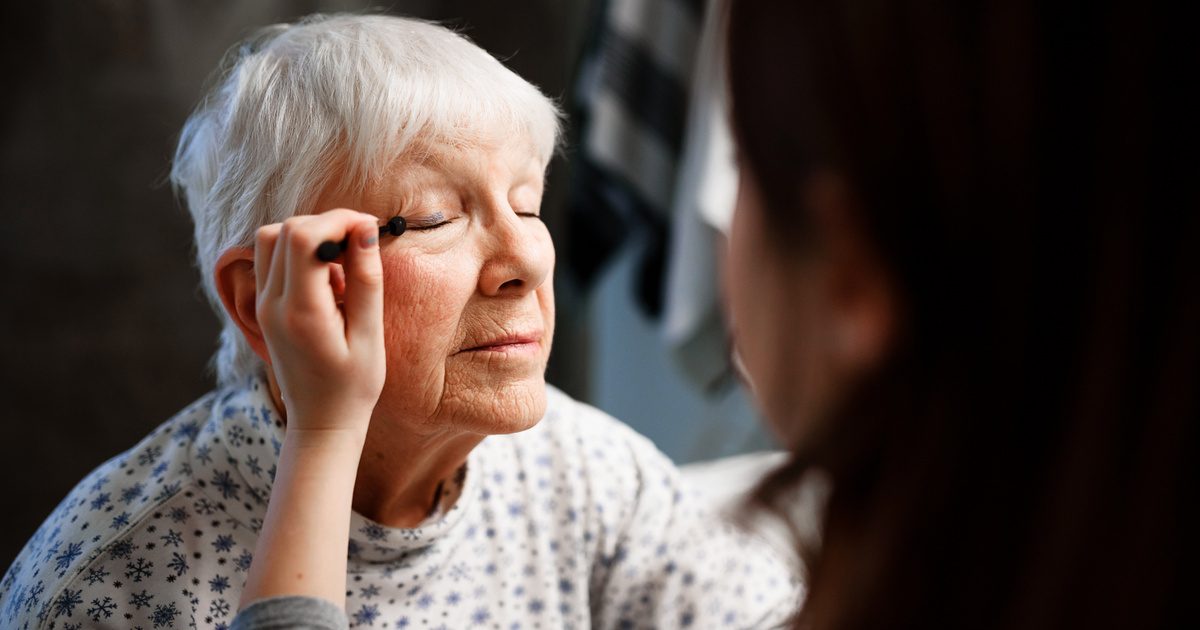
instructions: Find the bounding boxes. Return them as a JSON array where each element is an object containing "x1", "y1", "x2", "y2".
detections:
[{"x1": 499, "y1": 279, "x2": 525, "y2": 291}]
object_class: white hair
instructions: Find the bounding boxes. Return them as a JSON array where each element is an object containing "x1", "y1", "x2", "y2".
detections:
[{"x1": 171, "y1": 14, "x2": 563, "y2": 386}]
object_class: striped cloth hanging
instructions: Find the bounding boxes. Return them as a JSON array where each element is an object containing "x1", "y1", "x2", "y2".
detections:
[{"x1": 566, "y1": 0, "x2": 703, "y2": 316}]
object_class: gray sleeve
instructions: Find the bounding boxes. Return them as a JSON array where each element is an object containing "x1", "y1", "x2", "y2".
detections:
[{"x1": 229, "y1": 596, "x2": 349, "y2": 630}]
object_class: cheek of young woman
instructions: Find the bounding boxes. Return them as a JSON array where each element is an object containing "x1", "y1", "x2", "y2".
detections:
[{"x1": 727, "y1": 176, "x2": 827, "y2": 446}]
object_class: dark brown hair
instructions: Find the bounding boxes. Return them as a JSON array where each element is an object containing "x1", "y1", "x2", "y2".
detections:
[{"x1": 727, "y1": 1, "x2": 1198, "y2": 628}]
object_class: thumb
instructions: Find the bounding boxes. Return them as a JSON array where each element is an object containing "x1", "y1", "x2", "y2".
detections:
[{"x1": 342, "y1": 217, "x2": 385, "y2": 349}]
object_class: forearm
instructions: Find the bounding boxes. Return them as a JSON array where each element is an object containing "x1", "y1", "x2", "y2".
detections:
[{"x1": 239, "y1": 426, "x2": 366, "y2": 610}]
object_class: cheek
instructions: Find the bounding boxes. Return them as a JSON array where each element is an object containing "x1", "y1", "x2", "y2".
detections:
[
  {"x1": 381, "y1": 252, "x2": 472, "y2": 372},
  {"x1": 727, "y1": 193, "x2": 799, "y2": 437},
  {"x1": 727, "y1": 197, "x2": 771, "y2": 379}
]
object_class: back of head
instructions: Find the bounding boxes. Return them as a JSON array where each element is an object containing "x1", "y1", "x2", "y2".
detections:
[
  {"x1": 170, "y1": 14, "x2": 561, "y2": 385},
  {"x1": 728, "y1": 1, "x2": 1198, "y2": 628}
]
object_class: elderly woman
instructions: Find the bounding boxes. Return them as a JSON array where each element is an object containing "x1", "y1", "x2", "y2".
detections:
[{"x1": 0, "y1": 14, "x2": 798, "y2": 630}]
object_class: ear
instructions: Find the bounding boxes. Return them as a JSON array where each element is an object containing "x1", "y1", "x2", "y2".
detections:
[
  {"x1": 808, "y1": 172, "x2": 896, "y2": 375},
  {"x1": 213, "y1": 247, "x2": 272, "y2": 366}
]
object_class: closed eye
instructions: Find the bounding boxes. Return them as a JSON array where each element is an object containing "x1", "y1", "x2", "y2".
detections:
[
  {"x1": 517, "y1": 212, "x2": 542, "y2": 220},
  {"x1": 405, "y1": 211, "x2": 451, "y2": 231}
]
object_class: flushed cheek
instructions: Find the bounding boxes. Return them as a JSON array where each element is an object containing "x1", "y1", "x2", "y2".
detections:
[{"x1": 380, "y1": 255, "x2": 470, "y2": 378}]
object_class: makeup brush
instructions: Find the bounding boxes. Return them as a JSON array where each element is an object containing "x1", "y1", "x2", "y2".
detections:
[{"x1": 316, "y1": 216, "x2": 407, "y2": 262}]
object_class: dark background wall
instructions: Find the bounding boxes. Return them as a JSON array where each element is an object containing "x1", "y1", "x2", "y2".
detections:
[{"x1": 0, "y1": 0, "x2": 591, "y2": 569}]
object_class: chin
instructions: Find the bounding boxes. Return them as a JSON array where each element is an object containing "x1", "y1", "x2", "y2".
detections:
[{"x1": 458, "y1": 379, "x2": 548, "y2": 436}]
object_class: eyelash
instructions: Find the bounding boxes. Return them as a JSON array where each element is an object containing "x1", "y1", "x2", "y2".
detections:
[
  {"x1": 405, "y1": 213, "x2": 541, "y2": 231},
  {"x1": 406, "y1": 220, "x2": 450, "y2": 231}
]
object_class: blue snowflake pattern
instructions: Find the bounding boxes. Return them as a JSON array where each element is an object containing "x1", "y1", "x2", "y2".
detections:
[
  {"x1": 137, "y1": 446, "x2": 163, "y2": 467},
  {"x1": 108, "y1": 538, "x2": 136, "y2": 560},
  {"x1": 129, "y1": 589, "x2": 154, "y2": 609},
  {"x1": 243, "y1": 455, "x2": 263, "y2": 477},
  {"x1": 167, "y1": 552, "x2": 189, "y2": 577},
  {"x1": 151, "y1": 602, "x2": 180, "y2": 628},
  {"x1": 119, "y1": 483, "x2": 145, "y2": 505},
  {"x1": 110, "y1": 512, "x2": 131, "y2": 529},
  {"x1": 352, "y1": 603, "x2": 380, "y2": 625},
  {"x1": 153, "y1": 480, "x2": 181, "y2": 502},
  {"x1": 89, "y1": 493, "x2": 111, "y2": 511},
  {"x1": 234, "y1": 550, "x2": 253, "y2": 572},
  {"x1": 360, "y1": 523, "x2": 388, "y2": 542},
  {"x1": 52, "y1": 589, "x2": 82, "y2": 618},
  {"x1": 173, "y1": 420, "x2": 200, "y2": 443},
  {"x1": 89, "y1": 474, "x2": 110, "y2": 492},
  {"x1": 228, "y1": 425, "x2": 247, "y2": 448},
  {"x1": 53, "y1": 542, "x2": 83, "y2": 573},
  {"x1": 82, "y1": 566, "x2": 109, "y2": 586},
  {"x1": 161, "y1": 529, "x2": 184, "y2": 547},
  {"x1": 193, "y1": 497, "x2": 217, "y2": 515},
  {"x1": 212, "y1": 534, "x2": 236, "y2": 553},
  {"x1": 0, "y1": 376, "x2": 799, "y2": 630},
  {"x1": 124, "y1": 558, "x2": 153, "y2": 582},
  {"x1": 209, "y1": 575, "x2": 231, "y2": 594},
  {"x1": 210, "y1": 469, "x2": 241, "y2": 500},
  {"x1": 86, "y1": 596, "x2": 116, "y2": 621}
]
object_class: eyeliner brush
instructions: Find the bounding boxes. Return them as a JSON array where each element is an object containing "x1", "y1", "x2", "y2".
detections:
[{"x1": 316, "y1": 216, "x2": 407, "y2": 262}]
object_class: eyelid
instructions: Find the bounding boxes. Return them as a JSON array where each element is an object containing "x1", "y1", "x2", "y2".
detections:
[{"x1": 404, "y1": 211, "x2": 449, "y2": 230}]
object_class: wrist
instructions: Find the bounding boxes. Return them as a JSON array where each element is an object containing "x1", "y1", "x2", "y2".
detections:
[{"x1": 284, "y1": 425, "x2": 369, "y2": 453}]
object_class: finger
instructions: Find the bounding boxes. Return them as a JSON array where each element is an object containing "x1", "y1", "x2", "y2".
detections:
[
  {"x1": 255, "y1": 224, "x2": 283, "y2": 298},
  {"x1": 282, "y1": 210, "x2": 363, "y2": 308},
  {"x1": 273, "y1": 217, "x2": 310, "y2": 299},
  {"x1": 343, "y1": 217, "x2": 386, "y2": 349}
]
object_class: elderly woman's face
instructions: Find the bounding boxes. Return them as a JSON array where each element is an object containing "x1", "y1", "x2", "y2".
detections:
[{"x1": 317, "y1": 141, "x2": 554, "y2": 436}]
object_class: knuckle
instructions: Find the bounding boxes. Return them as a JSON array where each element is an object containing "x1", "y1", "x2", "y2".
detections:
[
  {"x1": 285, "y1": 229, "x2": 316, "y2": 252},
  {"x1": 356, "y1": 266, "x2": 384, "y2": 287},
  {"x1": 255, "y1": 224, "x2": 278, "y2": 245}
]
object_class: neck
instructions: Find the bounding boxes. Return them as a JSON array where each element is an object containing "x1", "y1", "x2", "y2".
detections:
[
  {"x1": 352, "y1": 421, "x2": 481, "y2": 528},
  {"x1": 266, "y1": 373, "x2": 482, "y2": 529}
]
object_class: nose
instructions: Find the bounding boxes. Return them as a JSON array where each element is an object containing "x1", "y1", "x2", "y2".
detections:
[{"x1": 477, "y1": 206, "x2": 553, "y2": 297}]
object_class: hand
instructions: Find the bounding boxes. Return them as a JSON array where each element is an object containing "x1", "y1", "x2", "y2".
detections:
[{"x1": 254, "y1": 209, "x2": 386, "y2": 437}]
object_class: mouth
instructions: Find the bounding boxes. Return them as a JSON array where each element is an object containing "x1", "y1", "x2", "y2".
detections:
[{"x1": 458, "y1": 331, "x2": 543, "y2": 354}]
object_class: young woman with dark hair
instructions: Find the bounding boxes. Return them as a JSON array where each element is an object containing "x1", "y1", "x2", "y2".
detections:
[{"x1": 726, "y1": 1, "x2": 1196, "y2": 627}]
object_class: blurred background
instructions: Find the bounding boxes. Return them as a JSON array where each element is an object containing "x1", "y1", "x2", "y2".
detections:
[{"x1": 0, "y1": 0, "x2": 772, "y2": 567}]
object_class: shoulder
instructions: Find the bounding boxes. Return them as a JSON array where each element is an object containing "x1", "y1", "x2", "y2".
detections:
[
  {"x1": 0, "y1": 392, "x2": 217, "y2": 629},
  {"x1": 483, "y1": 386, "x2": 687, "y2": 537},
  {"x1": 534, "y1": 386, "x2": 678, "y2": 471},
  {"x1": 495, "y1": 386, "x2": 682, "y2": 499}
]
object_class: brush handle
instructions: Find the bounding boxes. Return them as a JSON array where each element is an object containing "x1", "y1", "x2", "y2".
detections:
[{"x1": 315, "y1": 216, "x2": 406, "y2": 262}]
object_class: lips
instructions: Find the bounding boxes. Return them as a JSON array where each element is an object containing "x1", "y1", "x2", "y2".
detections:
[{"x1": 458, "y1": 331, "x2": 543, "y2": 353}]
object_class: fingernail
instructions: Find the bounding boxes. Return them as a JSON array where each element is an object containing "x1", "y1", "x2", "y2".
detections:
[{"x1": 360, "y1": 230, "x2": 378, "y2": 248}]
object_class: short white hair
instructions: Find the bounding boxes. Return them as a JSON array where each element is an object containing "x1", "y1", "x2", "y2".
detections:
[{"x1": 171, "y1": 14, "x2": 563, "y2": 386}]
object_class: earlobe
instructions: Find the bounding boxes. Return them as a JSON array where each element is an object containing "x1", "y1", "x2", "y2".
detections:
[{"x1": 213, "y1": 247, "x2": 272, "y2": 366}]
